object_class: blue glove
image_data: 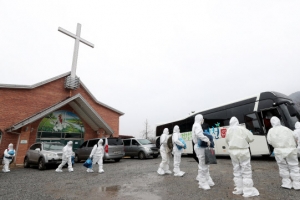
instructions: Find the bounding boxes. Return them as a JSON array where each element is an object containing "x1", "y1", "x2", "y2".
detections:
[
  {"x1": 83, "y1": 158, "x2": 93, "y2": 168},
  {"x1": 198, "y1": 130, "x2": 214, "y2": 148},
  {"x1": 8, "y1": 150, "x2": 15, "y2": 156},
  {"x1": 176, "y1": 138, "x2": 187, "y2": 150}
]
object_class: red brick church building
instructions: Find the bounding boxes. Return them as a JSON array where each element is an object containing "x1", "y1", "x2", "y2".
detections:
[{"x1": 0, "y1": 72, "x2": 124, "y2": 165}]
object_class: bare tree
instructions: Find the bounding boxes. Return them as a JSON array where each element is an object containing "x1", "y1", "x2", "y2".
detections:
[{"x1": 141, "y1": 119, "x2": 154, "y2": 140}]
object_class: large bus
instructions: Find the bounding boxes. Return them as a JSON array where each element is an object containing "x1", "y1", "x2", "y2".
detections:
[{"x1": 155, "y1": 91, "x2": 300, "y2": 157}]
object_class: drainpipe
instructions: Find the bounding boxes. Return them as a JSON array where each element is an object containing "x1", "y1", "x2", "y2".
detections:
[{"x1": 14, "y1": 133, "x2": 21, "y2": 167}]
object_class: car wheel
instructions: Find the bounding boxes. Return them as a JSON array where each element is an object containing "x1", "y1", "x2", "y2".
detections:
[
  {"x1": 74, "y1": 154, "x2": 80, "y2": 163},
  {"x1": 138, "y1": 152, "x2": 146, "y2": 160},
  {"x1": 38, "y1": 158, "x2": 46, "y2": 170},
  {"x1": 153, "y1": 155, "x2": 158, "y2": 159},
  {"x1": 24, "y1": 157, "x2": 30, "y2": 168},
  {"x1": 114, "y1": 158, "x2": 121, "y2": 162}
]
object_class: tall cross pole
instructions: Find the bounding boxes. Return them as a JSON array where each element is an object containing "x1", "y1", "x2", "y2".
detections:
[{"x1": 58, "y1": 23, "x2": 94, "y2": 78}]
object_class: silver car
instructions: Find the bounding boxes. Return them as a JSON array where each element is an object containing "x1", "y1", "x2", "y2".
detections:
[
  {"x1": 123, "y1": 138, "x2": 159, "y2": 159},
  {"x1": 74, "y1": 137, "x2": 125, "y2": 163},
  {"x1": 24, "y1": 142, "x2": 64, "y2": 170}
]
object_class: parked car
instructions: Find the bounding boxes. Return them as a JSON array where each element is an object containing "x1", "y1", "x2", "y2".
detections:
[
  {"x1": 123, "y1": 138, "x2": 159, "y2": 159},
  {"x1": 74, "y1": 137, "x2": 125, "y2": 163},
  {"x1": 24, "y1": 142, "x2": 66, "y2": 170}
]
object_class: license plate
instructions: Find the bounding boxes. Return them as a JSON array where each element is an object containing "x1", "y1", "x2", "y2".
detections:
[{"x1": 114, "y1": 151, "x2": 121, "y2": 154}]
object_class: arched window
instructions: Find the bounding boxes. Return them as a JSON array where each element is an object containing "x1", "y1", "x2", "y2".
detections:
[{"x1": 37, "y1": 110, "x2": 85, "y2": 144}]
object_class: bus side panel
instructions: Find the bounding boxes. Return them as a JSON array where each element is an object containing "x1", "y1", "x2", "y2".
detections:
[
  {"x1": 214, "y1": 138, "x2": 230, "y2": 155},
  {"x1": 249, "y1": 135, "x2": 270, "y2": 155},
  {"x1": 181, "y1": 131, "x2": 193, "y2": 154},
  {"x1": 183, "y1": 140, "x2": 193, "y2": 154}
]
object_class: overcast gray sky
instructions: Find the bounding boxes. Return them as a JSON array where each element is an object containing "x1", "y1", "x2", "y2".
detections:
[{"x1": 1, "y1": 1, "x2": 300, "y2": 138}]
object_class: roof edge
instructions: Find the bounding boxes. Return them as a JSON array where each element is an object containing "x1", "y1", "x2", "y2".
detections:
[
  {"x1": 0, "y1": 71, "x2": 124, "y2": 115},
  {"x1": 0, "y1": 72, "x2": 71, "y2": 89},
  {"x1": 5, "y1": 93, "x2": 114, "y2": 135},
  {"x1": 79, "y1": 81, "x2": 124, "y2": 115}
]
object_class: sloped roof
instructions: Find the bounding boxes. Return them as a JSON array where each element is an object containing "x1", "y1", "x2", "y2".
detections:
[
  {"x1": 0, "y1": 72, "x2": 124, "y2": 115},
  {"x1": 5, "y1": 93, "x2": 114, "y2": 135}
]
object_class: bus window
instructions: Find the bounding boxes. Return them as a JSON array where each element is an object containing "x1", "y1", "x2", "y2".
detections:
[
  {"x1": 178, "y1": 119, "x2": 190, "y2": 133},
  {"x1": 156, "y1": 123, "x2": 174, "y2": 137},
  {"x1": 228, "y1": 104, "x2": 255, "y2": 124},
  {"x1": 244, "y1": 113, "x2": 264, "y2": 135},
  {"x1": 204, "y1": 110, "x2": 228, "y2": 127},
  {"x1": 279, "y1": 104, "x2": 300, "y2": 130}
]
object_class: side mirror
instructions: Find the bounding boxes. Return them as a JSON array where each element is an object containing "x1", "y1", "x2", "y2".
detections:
[{"x1": 35, "y1": 148, "x2": 41, "y2": 151}]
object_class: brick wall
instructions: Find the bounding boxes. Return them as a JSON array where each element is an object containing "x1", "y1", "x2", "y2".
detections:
[{"x1": 0, "y1": 76, "x2": 122, "y2": 164}]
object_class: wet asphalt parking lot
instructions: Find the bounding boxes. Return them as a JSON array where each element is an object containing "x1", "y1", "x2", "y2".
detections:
[{"x1": 1, "y1": 156, "x2": 300, "y2": 200}]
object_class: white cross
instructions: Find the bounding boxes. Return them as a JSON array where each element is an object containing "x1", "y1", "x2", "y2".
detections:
[{"x1": 58, "y1": 23, "x2": 94, "y2": 78}]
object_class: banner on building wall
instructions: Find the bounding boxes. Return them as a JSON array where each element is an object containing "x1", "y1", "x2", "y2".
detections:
[{"x1": 38, "y1": 110, "x2": 85, "y2": 134}]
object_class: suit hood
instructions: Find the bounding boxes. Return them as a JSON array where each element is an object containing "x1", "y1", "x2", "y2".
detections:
[
  {"x1": 295, "y1": 121, "x2": 300, "y2": 129},
  {"x1": 271, "y1": 116, "x2": 281, "y2": 127},
  {"x1": 195, "y1": 114, "x2": 204, "y2": 124},
  {"x1": 163, "y1": 128, "x2": 169, "y2": 135},
  {"x1": 173, "y1": 125, "x2": 180, "y2": 133},
  {"x1": 229, "y1": 116, "x2": 239, "y2": 127},
  {"x1": 8, "y1": 143, "x2": 13, "y2": 150}
]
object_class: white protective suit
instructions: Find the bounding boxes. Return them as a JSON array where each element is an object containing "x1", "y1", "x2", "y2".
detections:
[
  {"x1": 225, "y1": 117, "x2": 259, "y2": 197},
  {"x1": 172, "y1": 125, "x2": 185, "y2": 176},
  {"x1": 157, "y1": 128, "x2": 172, "y2": 175},
  {"x1": 192, "y1": 114, "x2": 214, "y2": 190},
  {"x1": 2, "y1": 143, "x2": 15, "y2": 173},
  {"x1": 267, "y1": 116, "x2": 300, "y2": 190},
  {"x1": 55, "y1": 141, "x2": 74, "y2": 172},
  {"x1": 88, "y1": 139, "x2": 104, "y2": 173},
  {"x1": 293, "y1": 121, "x2": 300, "y2": 155}
]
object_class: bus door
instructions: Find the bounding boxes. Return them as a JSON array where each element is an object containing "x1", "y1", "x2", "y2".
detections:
[
  {"x1": 244, "y1": 113, "x2": 270, "y2": 155},
  {"x1": 259, "y1": 108, "x2": 282, "y2": 133}
]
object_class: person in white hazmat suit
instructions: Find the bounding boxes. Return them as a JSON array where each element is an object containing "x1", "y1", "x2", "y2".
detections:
[
  {"x1": 55, "y1": 141, "x2": 74, "y2": 172},
  {"x1": 172, "y1": 125, "x2": 185, "y2": 176},
  {"x1": 225, "y1": 117, "x2": 259, "y2": 197},
  {"x1": 2, "y1": 143, "x2": 15, "y2": 173},
  {"x1": 267, "y1": 116, "x2": 300, "y2": 190},
  {"x1": 157, "y1": 128, "x2": 172, "y2": 175},
  {"x1": 192, "y1": 114, "x2": 214, "y2": 190},
  {"x1": 293, "y1": 121, "x2": 300, "y2": 155},
  {"x1": 88, "y1": 139, "x2": 104, "y2": 173}
]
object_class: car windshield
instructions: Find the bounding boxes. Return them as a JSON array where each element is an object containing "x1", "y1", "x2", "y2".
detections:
[
  {"x1": 137, "y1": 139, "x2": 152, "y2": 145},
  {"x1": 43, "y1": 143, "x2": 64, "y2": 151}
]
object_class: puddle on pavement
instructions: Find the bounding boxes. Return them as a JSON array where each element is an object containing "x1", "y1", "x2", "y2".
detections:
[
  {"x1": 92, "y1": 183, "x2": 162, "y2": 200},
  {"x1": 99, "y1": 185, "x2": 122, "y2": 192}
]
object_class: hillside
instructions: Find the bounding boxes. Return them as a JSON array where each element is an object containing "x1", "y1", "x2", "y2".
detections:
[{"x1": 289, "y1": 91, "x2": 300, "y2": 110}]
